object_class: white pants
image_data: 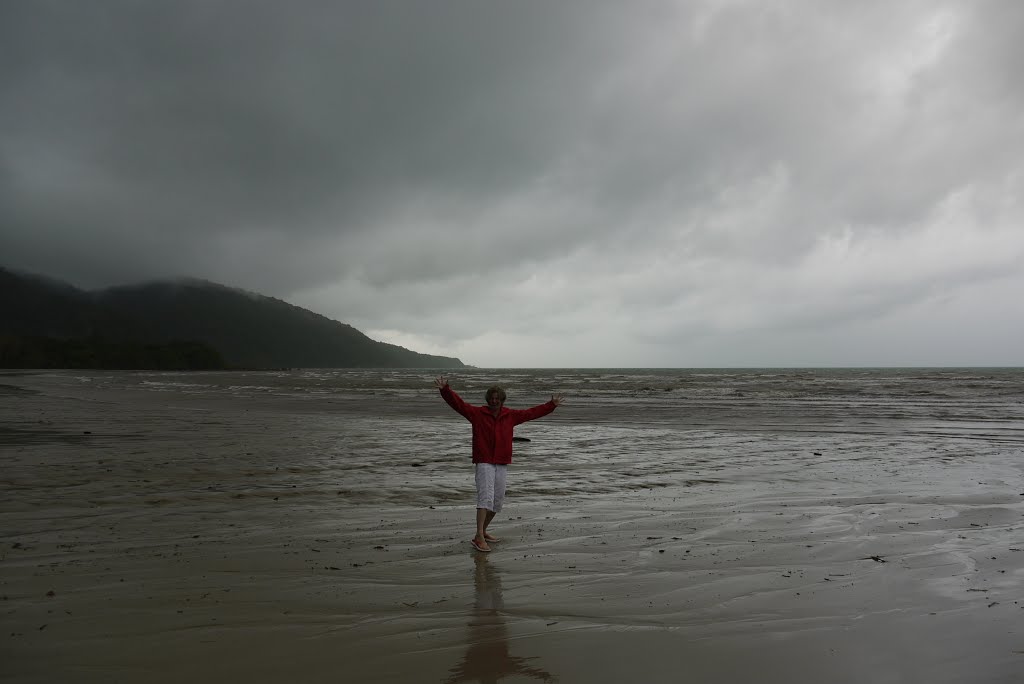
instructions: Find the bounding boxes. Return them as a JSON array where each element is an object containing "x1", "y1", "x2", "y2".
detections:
[{"x1": 475, "y1": 463, "x2": 508, "y2": 513}]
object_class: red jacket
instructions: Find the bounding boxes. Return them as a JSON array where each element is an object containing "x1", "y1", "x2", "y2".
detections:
[{"x1": 440, "y1": 384, "x2": 556, "y2": 464}]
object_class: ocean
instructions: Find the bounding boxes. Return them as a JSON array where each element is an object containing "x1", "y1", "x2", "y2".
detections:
[{"x1": 4, "y1": 367, "x2": 1021, "y2": 510}]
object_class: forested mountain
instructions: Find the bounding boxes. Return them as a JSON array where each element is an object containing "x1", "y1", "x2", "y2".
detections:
[
  {"x1": 0, "y1": 267, "x2": 143, "y2": 339},
  {"x1": 0, "y1": 267, "x2": 465, "y2": 369}
]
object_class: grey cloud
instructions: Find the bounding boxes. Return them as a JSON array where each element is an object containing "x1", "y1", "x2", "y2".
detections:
[
  {"x1": 2, "y1": 0, "x2": 1022, "y2": 366},
  {"x1": 1, "y1": 1, "x2": 637, "y2": 288}
]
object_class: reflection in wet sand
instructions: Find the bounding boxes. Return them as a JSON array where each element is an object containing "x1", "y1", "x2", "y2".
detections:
[{"x1": 445, "y1": 554, "x2": 556, "y2": 684}]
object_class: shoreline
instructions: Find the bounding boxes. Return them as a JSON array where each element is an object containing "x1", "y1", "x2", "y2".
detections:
[
  {"x1": 2, "y1": 371, "x2": 1022, "y2": 682},
  {"x1": 5, "y1": 488, "x2": 1022, "y2": 683}
]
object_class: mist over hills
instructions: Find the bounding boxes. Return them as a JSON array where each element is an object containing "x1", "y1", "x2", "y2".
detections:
[{"x1": 0, "y1": 267, "x2": 465, "y2": 369}]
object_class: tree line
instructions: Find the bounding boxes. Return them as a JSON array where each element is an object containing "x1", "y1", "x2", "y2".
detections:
[{"x1": 0, "y1": 336, "x2": 227, "y2": 370}]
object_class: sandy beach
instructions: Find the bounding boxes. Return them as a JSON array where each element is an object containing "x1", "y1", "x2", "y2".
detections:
[{"x1": 2, "y1": 369, "x2": 1023, "y2": 683}]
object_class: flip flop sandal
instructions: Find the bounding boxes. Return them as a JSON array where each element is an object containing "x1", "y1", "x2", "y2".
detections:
[{"x1": 470, "y1": 539, "x2": 491, "y2": 552}]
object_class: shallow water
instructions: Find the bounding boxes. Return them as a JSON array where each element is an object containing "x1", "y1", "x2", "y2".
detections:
[{"x1": 4, "y1": 367, "x2": 1021, "y2": 509}]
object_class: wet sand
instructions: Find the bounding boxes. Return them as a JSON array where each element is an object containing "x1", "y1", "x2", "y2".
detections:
[{"x1": 2, "y1": 371, "x2": 1023, "y2": 683}]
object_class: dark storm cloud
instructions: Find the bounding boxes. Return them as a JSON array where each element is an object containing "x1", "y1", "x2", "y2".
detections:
[
  {"x1": 2, "y1": 1, "x2": 1023, "y2": 366},
  {"x1": 1, "y1": 1, "x2": 631, "y2": 288}
]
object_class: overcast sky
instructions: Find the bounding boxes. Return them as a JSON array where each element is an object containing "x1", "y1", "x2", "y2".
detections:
[{"x1": 2, "y1": 1, "x2": 1022, "y2": 367}]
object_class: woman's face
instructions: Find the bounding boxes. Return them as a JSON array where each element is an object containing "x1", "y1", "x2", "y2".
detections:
[{"x1": 486, "y1": 392, "x2": 504, "y2": 413}]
